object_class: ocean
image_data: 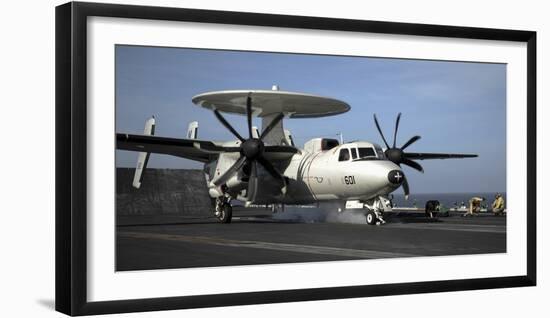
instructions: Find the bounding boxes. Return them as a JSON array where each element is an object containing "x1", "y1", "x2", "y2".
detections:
[{"x1": 390, "y1": 192, "x2": 506, "y2": 210}]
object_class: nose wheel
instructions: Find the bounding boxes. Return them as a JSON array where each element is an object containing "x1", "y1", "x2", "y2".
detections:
[
  {"x1": 365, "y1": 210, "x2": 385, "y2": 225},
  {"x1": 364, "y1": 196, "x2": 387, "y2": 225},
  {"x1": 366, "y1": 211, "x2": 377, "y2": 225}
]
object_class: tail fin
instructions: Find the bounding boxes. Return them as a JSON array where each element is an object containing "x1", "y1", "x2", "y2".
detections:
[
  {"x1": 284, "y1": 129, "x2": 295, "y2": 146},
  {"x1": 132, "y1": 116, "x2": 155, "y2": 189},
  {"x1": 252, "y1": 126, "x2": 260, "y2": 139},
  {"x1": 187, "y1": 121, "x2": 198, "y2": 139}
]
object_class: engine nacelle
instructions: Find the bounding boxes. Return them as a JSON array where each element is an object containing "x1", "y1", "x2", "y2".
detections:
[{"x1": 304, "y1": 138, "x2": 339, "y2": 154}]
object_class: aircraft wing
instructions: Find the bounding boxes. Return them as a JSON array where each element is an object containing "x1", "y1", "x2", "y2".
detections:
[
  {"x1": 117, "y1": 133, "x2": 299, "y2": 163},
  {"x1": 403, "y1": 152, "x2": 478, "y2": 160},
  {"x1": 116, "y1": 133, "x2": 237, "y2": 163}
]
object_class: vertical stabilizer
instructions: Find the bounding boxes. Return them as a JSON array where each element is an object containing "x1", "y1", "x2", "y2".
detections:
[
  {"x1": 132, "y1": 116, "x2": 155, "y2": 189},
  {"x1": 252, "y1": 126, "x2": 260, "y2": 139},
  {"x1": 261, "y1": 113, "x2": 285, "y2": 145},
  {"x1": 187, "y1": 121, "x2": 199, "y2": 139},
  {"x1": 284, "y1": 129, "x2": 295, "y2": 146}
]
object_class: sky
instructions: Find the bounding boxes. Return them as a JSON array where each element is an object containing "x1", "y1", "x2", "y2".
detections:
[{"x1": 115, "y1": 45, "x2": 506, "y2": 194}]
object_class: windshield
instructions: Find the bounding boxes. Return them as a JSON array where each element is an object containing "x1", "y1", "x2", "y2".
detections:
[{"x1": 358, "y1": 147, "x2": 376, "y2": 158}]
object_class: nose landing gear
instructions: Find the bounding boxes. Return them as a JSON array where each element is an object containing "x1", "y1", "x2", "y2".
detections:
[
  {"x1": 365, "y1": 211, "x2": 382, "y2": 225},
  {"x1": 344, "y1": 197, "x2": 389, "y2": 225},
  {"x1": 364, "y1": 196, "x2": 388, "y2": 225}
]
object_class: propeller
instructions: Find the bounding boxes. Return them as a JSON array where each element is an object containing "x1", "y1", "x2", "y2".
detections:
[
  {"x1": 373, "y1": 113, "x2": 423, "y2": 198},
  {"x1": 212, "y1": 94, "x2": 292, "y2": 200},
  {"x1": 373, "y1": 113, "x2": 478, "y2": 199}
]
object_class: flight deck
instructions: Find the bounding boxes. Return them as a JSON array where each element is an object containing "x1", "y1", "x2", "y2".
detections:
[{"x1": 116, "y1": 207, "x2": 506, "y2": 271}]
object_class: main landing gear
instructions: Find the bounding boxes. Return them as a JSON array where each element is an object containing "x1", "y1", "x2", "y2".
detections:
[{"x1": 214, "y1": 195, "x2": 233, "y2": 223}]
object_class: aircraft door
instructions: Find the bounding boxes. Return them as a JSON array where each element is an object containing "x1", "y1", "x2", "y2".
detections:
[
  {"x1": 306, "y1": 148, "x2": 350, "y2": 200},
  {"x1": 306, "y1": 153, "x2": 335, "y2": 201}
]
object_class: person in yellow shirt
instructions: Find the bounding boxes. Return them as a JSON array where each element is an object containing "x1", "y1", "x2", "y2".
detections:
[{"x1": 492, "y1": 193, "x2": 505, "y2": 216}]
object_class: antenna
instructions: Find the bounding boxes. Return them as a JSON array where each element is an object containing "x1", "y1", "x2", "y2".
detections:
[{"x1": 336, "y1": 132, "x2": 344, "y2": 144}]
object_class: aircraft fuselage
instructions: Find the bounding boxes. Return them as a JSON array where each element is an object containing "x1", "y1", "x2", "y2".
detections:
[{"x1": 207, "y1": 141, "x2": 403, "y2": 205}]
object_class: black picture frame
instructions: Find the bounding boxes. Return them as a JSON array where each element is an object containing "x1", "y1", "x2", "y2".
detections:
[{"x1": 55, "y1": 1, "x2": 536, "y2": 316}]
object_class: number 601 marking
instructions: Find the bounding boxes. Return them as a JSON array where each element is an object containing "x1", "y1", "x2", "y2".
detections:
[{"x1": 344, "y1": 175, "x2": 356, "y2": 185}]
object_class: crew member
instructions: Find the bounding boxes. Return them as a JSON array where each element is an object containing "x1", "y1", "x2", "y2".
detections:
[
  {"x1": 463, "y1": 196, "x2": 485, "y2": 217},
  {"x1": 492, "y1": 193, "x2": 505, "y2": 216}
]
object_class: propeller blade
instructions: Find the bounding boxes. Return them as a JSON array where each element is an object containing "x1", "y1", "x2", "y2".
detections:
[
  {"x1": 257, "y1": 156, "x2": 282, "y2": 181},
  {"x1": 263, "y1": 145, "x2": 299, "y2": 154},
  {"x1": 402, "y1": 158, "x2": 424, "y2": 173},
  {"x1": 257, "y1": 156, "x2": 287, "y2": 194},
  {"x1": 373, "y1": 114, "x2": 390, "y2": 149},
  {"x1": 213, "y1": 156, "x2": 247, "y2": 186},
  {"x1": 404, "y1": 152, "x2": 478, "y2": 160},
  {"x1": 246, "y1": 161, "x2": 258, "y2": 201},
  {"x1": 213, "y1": 110, "x2": 245, "y2": 142},
  {"x1": 217, "y1": 146, "x2": 241, "y2": 152},
  {"x1": 246, "y1": 95, "x2": 253, "y2": 139},
  {"x1": 263, "y1": 145, "x2": 299, "y2": 161},
  {"x1": 402, "y1": 173, "x2": 410, "y2": 199},
  {"x1": 260, "y1": 113, "x2": 285, "y2": 141},
  {"x1": 401, "y1": 135, "x2": 421, "y2": 150},
  {"x1": 393, "y1": 112, "x2": 401, "y2": 148}
]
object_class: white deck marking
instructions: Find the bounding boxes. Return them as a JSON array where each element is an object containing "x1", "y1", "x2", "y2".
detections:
[{"x1": 118, "y1": 231, "x2": 418, "y2": 259}]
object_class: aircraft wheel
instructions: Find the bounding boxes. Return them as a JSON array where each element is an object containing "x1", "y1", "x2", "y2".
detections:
[
  {"x1": 366, "y1": 211, "x2": 377, "y2": 225},
  {"x1": 217, "y1": 203, "x2": 232, "y2": 223}
]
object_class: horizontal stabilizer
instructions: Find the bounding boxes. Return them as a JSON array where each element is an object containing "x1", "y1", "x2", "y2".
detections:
[{"x1": 403, "y1": 152, "x2": 478, "y2": 160}]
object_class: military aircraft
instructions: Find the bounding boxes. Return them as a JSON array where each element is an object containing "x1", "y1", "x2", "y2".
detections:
[{"x1": 117, "y1": 86, "x2": 477, "y2": 225}]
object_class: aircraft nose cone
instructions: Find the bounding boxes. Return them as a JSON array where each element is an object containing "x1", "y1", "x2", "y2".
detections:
[{"x1": 387, "y1": 170, "x2": 404, "y2": 185}]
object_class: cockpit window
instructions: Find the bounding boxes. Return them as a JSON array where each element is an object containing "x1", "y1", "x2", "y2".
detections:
[
  {"x1": 350, "y1": 148, "x2": 358, "y2": 159},
  {"x1": 358, "y1": 147, "x2": 376, "y2": 158},
  {"x1": 374, "y1": 145, "x2": 385, "y2": 158},
  {"x1": 338, "y1": 148, "x2": 350, "y2": 161}
]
